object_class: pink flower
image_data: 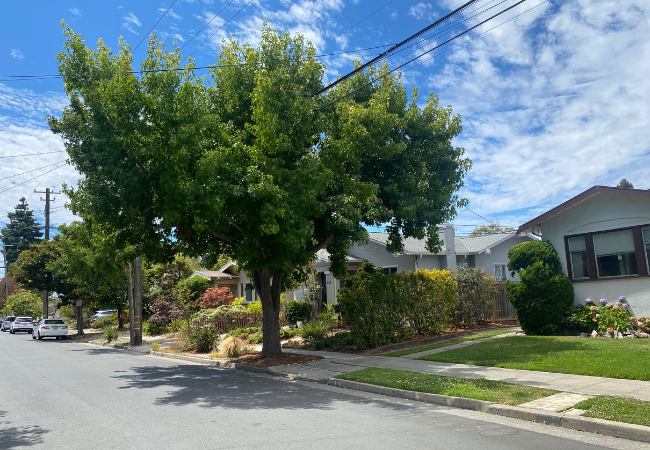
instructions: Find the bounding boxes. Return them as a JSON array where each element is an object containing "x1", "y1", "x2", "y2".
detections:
[
  {"x1": 638, "y1": 322, "x2": 644, "y2": 328},
  {"x1": 590, "y1": 306, "x2": 598, "y2": 312},
  {"x1": 630, "y1": 317, "x2": 637, "y2": 321},
  {"x1": 586, "y1": 298, "x2": 593, "y2": 303},
  {"x1": 607, "y1": 328, "x2": 614, "y2": 334},
  {"x1": 613, "y1": 305, "x2": 620, "y2": 310},
  {"x1": 605, "y1": 303, "x2": 613, "y2": 309},
  {"x1": 595, "y1": 314, "x2": 600, "y2": 318}
]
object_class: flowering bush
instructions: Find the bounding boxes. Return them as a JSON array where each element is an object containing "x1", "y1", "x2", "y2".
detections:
[
  {"x1": 565, "y1": 296, "x2": 636, "y2": 334},
  {"x1": 147, "y1": 299, "x2": 184, "y2": 333}
]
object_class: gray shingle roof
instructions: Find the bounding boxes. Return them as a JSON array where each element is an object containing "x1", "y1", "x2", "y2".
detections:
[{"x1": 368, "y1": 231, "x2": 517, "y2": 255}]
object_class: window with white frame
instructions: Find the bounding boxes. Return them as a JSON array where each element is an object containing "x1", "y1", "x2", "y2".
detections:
[
  {"x1": 593, "y1": 229, "x2": 638, "y2": 277},
  {"x1": 494, "y1": 264, "x2": 506, "y2": 281},
  {"x1": 382, "y1": 266, "x2": 398, "y2": 275},
  {"x1": 568, "y1": 236, "x2": 589, "y2": 279},
  {"x1": 245, "y1": 284, "x2": 254, "y2": 302}
]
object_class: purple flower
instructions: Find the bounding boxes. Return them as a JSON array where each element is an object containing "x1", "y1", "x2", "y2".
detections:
[
  {"x1": 615, "y1": 302, "x2": 621, "y2": 307},
  {"x1": 585, "y1": 298, "x2": 593, "y2": 303},
  {"x1": 577, "y1": 303, "x2": 583, "y2": 307},
  {"x1": 619, "y1": 296, "x2": 626, "y2": 301},
  {"x1": 600, "y1": 299, "x2": 608, "y2": 305},
  {"x1": 623, "y1": 304, "x2": 629, "y2": 309}
]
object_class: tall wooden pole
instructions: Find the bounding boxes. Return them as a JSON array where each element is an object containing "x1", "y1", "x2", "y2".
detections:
[
  {"x1": 34, "y1": 187, "x2": 60, "y2": 319},
  {"x1": 127, "y1": 263, "x2": 135, "y2": 344},
  {"x1": 133, "y1": 257, "x2": 143, "y2": 346}
]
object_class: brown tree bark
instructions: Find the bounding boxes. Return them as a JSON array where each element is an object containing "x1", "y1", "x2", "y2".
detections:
[{"x1": 252, "y1": 268, "x2": 284, "y2": 357}]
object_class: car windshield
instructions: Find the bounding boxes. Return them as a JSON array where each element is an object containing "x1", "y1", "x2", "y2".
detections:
[
  {"x1": 16, "y1": 318, "x2": 32, "y2": 322},
  {"x1": 44, "y1": 320, "x2": 65, "y2": 324},
  {"x1": 6, "y1": 317, "x2": 16, "y2": 321}
]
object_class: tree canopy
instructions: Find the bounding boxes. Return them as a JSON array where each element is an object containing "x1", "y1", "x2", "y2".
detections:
[
  {"x1": 48, "y1": 24, "x2": 471, "y2": 355},
  {"x1": 470, "y1": 224, "x2": 514, "y2": 236},
  {"x1": 617, "y1": 178, "x2": 634, "y2": 189},
  {"x1": 1, "y1": 198, "x2": 42, "y2": 264}
]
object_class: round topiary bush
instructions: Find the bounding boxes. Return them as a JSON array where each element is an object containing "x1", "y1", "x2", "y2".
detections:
[
  {"x1": 506, "y1": 241, "x2": 574, "y2": 335},
  {"x1": 283, "y1": 300, "x2": 311, "y2": 325}
]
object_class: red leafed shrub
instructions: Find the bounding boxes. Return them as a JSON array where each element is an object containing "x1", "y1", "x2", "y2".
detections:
[{"x1": 200, "y1": 287, "x2": 235, "y2": 309}]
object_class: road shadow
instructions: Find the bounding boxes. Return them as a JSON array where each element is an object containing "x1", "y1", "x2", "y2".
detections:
[
  {"x1": 111, "y1": 363, "x2": 414, "y2": 413},
  {"x1": 0, "y1": 411, "x2": 49, "y2": 448}
]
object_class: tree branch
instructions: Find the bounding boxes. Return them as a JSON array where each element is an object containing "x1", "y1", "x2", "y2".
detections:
[
  {"x1": 206, "y1": 227, "x2": 236, "y2": 245},
  {"x1": 307, "y1": 234, "x2": 334, "y2": 254}
]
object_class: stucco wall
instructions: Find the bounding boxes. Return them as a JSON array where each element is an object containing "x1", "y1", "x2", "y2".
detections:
[
  {"x1": 540, "y1": 192, "x2": 650, "y2": 316},
  {"x1": 473, "y1": 236, "x2": 531, "y2": 282},
  {"x1": 417, "y1": 255, "x2": 444, "y2": 271}
]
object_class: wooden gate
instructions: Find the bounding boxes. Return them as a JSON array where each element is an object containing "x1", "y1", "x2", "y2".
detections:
[{"x1": 494, "y1": 282, "x2": 517, "y2": 321}]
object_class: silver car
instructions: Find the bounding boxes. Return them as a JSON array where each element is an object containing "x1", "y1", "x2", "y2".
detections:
[
  {"x1": 33, "y1": 319, "x2": 69, "y2": 340},
  {"x1": 1, "y1": 316, "x2": 16, "y2": 332},
  {"x1": 10, "y1": 317, "x2": 34, "y2": 334}
]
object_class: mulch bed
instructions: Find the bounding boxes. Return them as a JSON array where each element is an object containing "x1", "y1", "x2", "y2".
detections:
[{"x1": 229, "y1": 353, "x2": 322, "y2": 368}]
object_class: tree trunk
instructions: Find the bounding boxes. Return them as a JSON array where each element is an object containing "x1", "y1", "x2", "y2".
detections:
[
  {"x1": 252, "y1": 268, "x2": 283, "y2": 358},
  {"x1": 127, "y1": 263, "x2": 135, "y2": 344}
]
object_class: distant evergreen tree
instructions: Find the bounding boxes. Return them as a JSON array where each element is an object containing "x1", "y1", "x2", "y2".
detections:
[
  {"x1": 470, "y1": 223, "x2": 515, "y2": 236},
  {"x1": 617, "y1": 179, "x2": 634, "y2": 189},
  {"x1": 0, "y1": 197, "x2": 43, "y2": 264}
]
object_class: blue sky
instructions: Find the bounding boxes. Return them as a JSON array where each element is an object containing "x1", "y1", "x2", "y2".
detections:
[{"x1": 1, "y1": 0, "x2": 649, "y2": 275}]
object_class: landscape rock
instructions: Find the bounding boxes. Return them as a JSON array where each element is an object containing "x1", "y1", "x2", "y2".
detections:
[
  {"x1": 634, "y1": 331, "x2": 649, "y2": 338},
  {"x1": 625, "y1": 334, "x2": 635, "y2": 338},
  {"x1": 591, "y1": 330, "x2": 598, "y2": 338}
]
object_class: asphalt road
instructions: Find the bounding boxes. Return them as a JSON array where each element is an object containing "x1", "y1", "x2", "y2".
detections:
[{"x1": 0, "y1": 331, "x2": 648, "y2": 450}]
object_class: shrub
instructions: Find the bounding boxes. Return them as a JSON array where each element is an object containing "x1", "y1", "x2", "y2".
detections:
[
  {"x1": 247, "y1": 328, "x2": 296, "y2": 344},
  {"x1": 143, "y1": 321, "x2": 166, "y2": 336},
  {"x1": 338, "y1": 262, "x2": 458, "y2": 349},
  {"x1": 246, "y1": 301, "x2": 262, "y2": 315},
  {"x1": 284, "y1": 300, "x2": 312, "y2": 324},
  {"x1": 232, "y1": 297, "x2": 246, "y2": 306},
  {"x1": 7, "y1": 289, "x2": 41, "y2": 318},
  {"x1": 297, "y1": 319, "x2": 331, "y2": 343},
  {"x1": 506, "y1": 257, "x2": 574, "y2": 335},
  {"x1": 147, "y1": 300, "x2": 183, "y2": 329},
  {"x1": 219, "y1": 336, "x2": 251, "y2": 358},
  {"x1": 104, "y1": 325, "x2": 119, "y2": 342},
  {"x1": 171, "y1": 333, "x2": 192, "y2": 352},
  {"x1": 167, "y1": 318, "x2": 187, "y2": 333},
  {"x1": 194, "y1": 305, "x2": 248, "y2": 320},
  {"x1": 248, "y1": 333, "x2": 264, "y2": 344},
  {"x1": 564, "y1": 297, "x2": 635, "y2": 334},
  {"x1": 227, "y1": 327, "x2": 260, "y2": 338},
  {"x1": 312, "y1": 332, "x2": 353, "y2": 351},
  {"x1": 507, "y1": 240, "x2": 562, "y2": 275},
  {"x1": 315, "y1": 304, "x2": 339, "y2": 329},
  {"x1": 199, "y1": 287, "x2": 235, "y2": 309},
  {"x1": 93, "y1": 312, "x2": 118, "y2": 329},
  {"x1": 190, "y1": 326, "x2": 219, "y2": 353},
  {"x1": 451, "y1": 266, "x2": 496, "y2": 328},
  {"x1": 59, "y1": 304, "x2": 76, "y2": 318},
  {"x1": 151, "y1": 342, "x2": 161, "y2": 352}
]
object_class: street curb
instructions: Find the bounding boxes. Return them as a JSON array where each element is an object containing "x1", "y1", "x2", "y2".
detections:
[
  {"x1": 91, "y1": 344, "x2": 650, "y2": 444},
  {"x1": 328, "y1": 379, "x2": 650, "y2": 443}
]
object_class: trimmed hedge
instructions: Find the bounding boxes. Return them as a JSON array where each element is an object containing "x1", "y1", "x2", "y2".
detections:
[{"x1": 337, "y1": 262, "x2": 458, "y2": 349}]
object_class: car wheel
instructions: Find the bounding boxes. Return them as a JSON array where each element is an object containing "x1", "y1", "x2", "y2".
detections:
[
  {"x1": 32, "y1": 333, "x2": 36, "y2": 340},
  {"x1": 37, "y1": 332, "x2": 42, "y2": 341},
  {"x1": 55, "y1": 336, "x2": 60, "y2": 340}
]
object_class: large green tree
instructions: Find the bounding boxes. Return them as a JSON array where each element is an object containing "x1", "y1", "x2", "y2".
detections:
[
  {"x1": 48, "y1": 25, "x2": 471, "y2": 356},
  {"x1": 1, "y1": 198, "x2": 43, "y2": 264}
]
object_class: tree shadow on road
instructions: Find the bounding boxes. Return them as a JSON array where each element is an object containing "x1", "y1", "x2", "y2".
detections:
[
  {"x1": 111, "y1": 363, "x2": 414, "y2": 413},
  {"x1": 0, "y1": 411, "x2": 49, "y2": 448}
]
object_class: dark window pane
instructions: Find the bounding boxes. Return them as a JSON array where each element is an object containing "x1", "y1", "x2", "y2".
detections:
[{"x1": 597, "y1": 252, "x2": 638, "y2": 277}]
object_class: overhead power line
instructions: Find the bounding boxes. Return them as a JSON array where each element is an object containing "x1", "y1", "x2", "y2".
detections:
[
  {"x1": 317, "y1": 0, "x2": 532, "y2": 110},
  {"x1": 313, "y1": 0, "x2": 482, "y2": 96},
  {"x1": 134, "y1": 0, "x2": 179, "y2": 51},
  {"x1": 0, "y1": 163, "x2": 59, "y2": 181},
  {"x1": 0, "y1": 151, "x2": 65, "y2": 158},
  {"x1": 0, "y1": 45, "x2": 395, "y2": 81},
  {"x1": 181, "y1": 0, "x2": 237, "y2": 50},
  {"x1": 0, "y1": 164, "x2": 66, "y2": 195}
]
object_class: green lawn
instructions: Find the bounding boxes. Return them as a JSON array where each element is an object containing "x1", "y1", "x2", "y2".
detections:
[
  {"x1": 575, "y1": 396, "x2": 650, "y2": 427},
  {"x1": 417, "y1": 336, "x2": 650, "y2": 380},
  {"x1": 336, "y1": 368, "x2": 556, "y2": 406},
  {"x1": 383, "y1": 330, "x2": 515, "y2": 357}
]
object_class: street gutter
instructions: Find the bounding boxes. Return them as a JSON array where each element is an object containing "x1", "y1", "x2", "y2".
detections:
[{"x1": 80, "y1": 341, "x2": 650, "y2": 444}]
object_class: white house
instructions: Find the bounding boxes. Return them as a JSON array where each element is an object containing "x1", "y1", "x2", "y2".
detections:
[
  {"x1": 297, "y1": 224, "x2": 536, "y2": 305},
  {"x1": 518, "y1": 185, "x2": 650, "y2": 316}
]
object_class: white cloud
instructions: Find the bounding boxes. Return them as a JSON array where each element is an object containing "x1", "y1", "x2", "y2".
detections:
[
  {"x1": 69, "y1": 8, "x2": 81, "y2": 17},
  {"x1": 122, "y1": 12, "x2": 142, "y2": 35},
  {"x1": 408, "y1": 3, "x2": 434, "y2": 20},
  {"x1": 391, "y1": 11, "x2": 398, "y2": 20},
  {"x1": 420, "y1": 0, "x2": 650, "y2": 225},
  {"x1": 10, "y1": 49, "x2": 23, "y2": 60},
  {"x1": 160, "y1": 8, "x2": 182, "y2": 20}
]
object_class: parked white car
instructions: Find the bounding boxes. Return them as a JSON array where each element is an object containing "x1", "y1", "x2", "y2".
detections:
[
  {"x1": 10, "y1": 317, "x2": 35, "y2": 334},
  {"x1": 1, "y1": 316, "x2": 16, "y2": 332},
  {"x1": 33, "y1": 319, "x2": 69, "y2": 340},
  {"x1": 90, "y1": 310, "x2": 117, "y2": 325}
]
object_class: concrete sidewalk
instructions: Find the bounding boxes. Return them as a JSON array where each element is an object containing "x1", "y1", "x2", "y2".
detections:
[{"x1": 278, "y1": 348, "x2": 650, "y2": 401}]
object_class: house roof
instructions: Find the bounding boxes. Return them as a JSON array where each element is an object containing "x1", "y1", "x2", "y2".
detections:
[
  {"x1": 315, "y1": 249, "x2": 363, "y2": 263},
  {"x1": 190, "y1": 270, "x2": 239, "y2": 280},
  {"x1": 367, "y1": 231, "x2": 525, "y2": 255},
  {"x1": 517, "y1": 186, "x2": 650, "y2": 233}
]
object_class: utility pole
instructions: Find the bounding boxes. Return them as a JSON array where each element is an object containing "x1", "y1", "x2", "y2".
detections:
[
  {"x1": 2, "y1": 241, "x2": 9, "y2": 317},
  {"x1": 34, "y1": 188, "x2": 61, "y2": 319}
]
